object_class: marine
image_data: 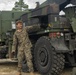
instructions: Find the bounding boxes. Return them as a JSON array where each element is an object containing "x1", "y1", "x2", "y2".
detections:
[{"x1": 12, "y1": 20, "x2": 40, "y2": 75}]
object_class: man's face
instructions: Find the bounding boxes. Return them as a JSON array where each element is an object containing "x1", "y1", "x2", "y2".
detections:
[{"x1": 16, "y1": 23, "x2": 23, "y2": 29}]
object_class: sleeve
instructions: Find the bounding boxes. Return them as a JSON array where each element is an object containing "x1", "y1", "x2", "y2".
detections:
[
  {"x1": 25, "y1": 25, "x2": 41, "y2": 33},
  {"x1": 12, "y1": 32, "x2": 17, "y2": 52}
]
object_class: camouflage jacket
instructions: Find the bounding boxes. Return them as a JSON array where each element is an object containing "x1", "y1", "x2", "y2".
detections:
[{"x1": 12, "y1": 25, "x2": 40, "y2": 52}]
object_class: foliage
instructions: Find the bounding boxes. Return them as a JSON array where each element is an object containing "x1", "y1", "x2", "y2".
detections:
[{"x1": 12, "y1": 0, "x2": 28, "y2": 11}]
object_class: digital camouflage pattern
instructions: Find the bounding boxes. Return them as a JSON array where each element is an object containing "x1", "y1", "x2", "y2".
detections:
[{"x1": 12, "y1": 25, "x2": 40, "y2": 72}]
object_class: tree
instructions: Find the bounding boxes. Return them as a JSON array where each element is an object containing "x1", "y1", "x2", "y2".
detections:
[{"x1": 12, "y1": 0, "x2": 29, "y2": 11}]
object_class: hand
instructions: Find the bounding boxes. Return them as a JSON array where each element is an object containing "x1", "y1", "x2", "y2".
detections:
[
  {"x1": 11, "y1": 51, "x2": 15, "y2": 58},
  {"x1": 12, "y1": 50, "x2": 15, "y2": 54}
]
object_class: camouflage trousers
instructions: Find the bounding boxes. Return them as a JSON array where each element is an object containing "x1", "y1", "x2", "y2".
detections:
[{"x1": 17, "y1": 48, "x2": 34, "y2": 72}]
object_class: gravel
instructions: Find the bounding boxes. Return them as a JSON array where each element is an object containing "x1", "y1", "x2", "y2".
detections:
[{"x1": 0, "y1": 64, "x2": 73, "y2": 75}]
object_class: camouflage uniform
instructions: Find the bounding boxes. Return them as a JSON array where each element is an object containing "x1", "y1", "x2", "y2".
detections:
[{"x1": 12, "y1": 25, "x2": 40, "y2": 72}]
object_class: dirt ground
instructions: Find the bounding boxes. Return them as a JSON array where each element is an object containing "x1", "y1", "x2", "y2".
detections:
[{"x1": 0, "y1": 64, "x2": 72, "y2": 75}]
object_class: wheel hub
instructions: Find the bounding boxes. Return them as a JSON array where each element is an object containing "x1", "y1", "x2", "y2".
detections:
[
  {"x1": 38, "y1": 47, "x2": 48, "y2": 66},
  {"x1": 40, "y1": 51, "x2": 46, "y2": 62}
]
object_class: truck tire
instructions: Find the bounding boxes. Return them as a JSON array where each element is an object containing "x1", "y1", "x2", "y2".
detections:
[
  {"x1": 0, "y1": 47, "x2": 8, "y2": 58},
  {"x1": 34, "y1": 36, "x2": 65, "y2": 75}
]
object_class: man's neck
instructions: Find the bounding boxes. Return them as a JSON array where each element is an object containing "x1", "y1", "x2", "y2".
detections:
[{"x1": 17, "y1": 29, "x2": 23, "y2": 32}]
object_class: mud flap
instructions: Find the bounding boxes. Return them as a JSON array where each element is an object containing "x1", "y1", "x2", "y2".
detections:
[{"x1": 50, "y1": 37, "x2": 69, "y2": 53}]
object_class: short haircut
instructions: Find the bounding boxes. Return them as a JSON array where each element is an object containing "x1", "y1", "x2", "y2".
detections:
[{"x1": 16, "y1": 20, "x2": 23, "y2": 25}]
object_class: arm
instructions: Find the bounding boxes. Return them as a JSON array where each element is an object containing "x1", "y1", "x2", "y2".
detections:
[
  {"x1": 12, "y1": 32, "x2": 17, "y2": 52},
  {"x1": 25, "y1": 25, "x2": 41, "y2": 33}
]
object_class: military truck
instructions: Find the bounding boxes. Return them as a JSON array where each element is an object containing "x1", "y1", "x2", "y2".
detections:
[{"x1": 17, "y1": 0, "x2": 76, "y2": 75}]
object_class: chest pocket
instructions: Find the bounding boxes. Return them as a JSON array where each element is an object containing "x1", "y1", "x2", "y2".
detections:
[{"x1": 16, "y1": 30, "x2": 28, "y2": 45}]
